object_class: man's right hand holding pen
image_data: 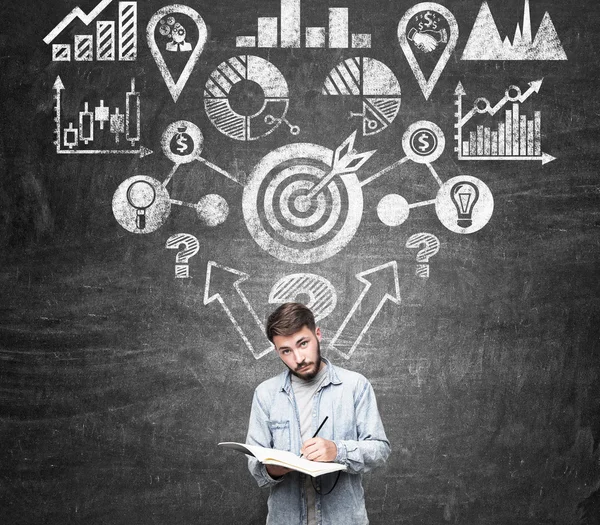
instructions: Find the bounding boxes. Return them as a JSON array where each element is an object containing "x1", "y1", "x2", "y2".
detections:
[{"x1": 266, "y1": 439, "x2": 338, "y2": 479}]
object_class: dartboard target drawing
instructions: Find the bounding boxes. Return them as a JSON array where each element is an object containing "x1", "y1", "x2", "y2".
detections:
[
  {"x1": 204, "y1": 55, "x2": 292, "y2": 141},
  {"x1": 243, "y1": 140, "x2": 370, "y2": 264}
]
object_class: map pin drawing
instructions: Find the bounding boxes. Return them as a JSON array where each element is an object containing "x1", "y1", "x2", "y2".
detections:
[
  {"x1": 147, "y1": 5, "x2": 207, "y2": 103},
  {"x1": 398, "y1": 3, "x2": 458, "y2": 100}
]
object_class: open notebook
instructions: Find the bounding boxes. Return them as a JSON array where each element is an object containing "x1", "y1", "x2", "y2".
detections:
[{"x1": 218, "y1": 442, "x2": 347, "y2": 478}]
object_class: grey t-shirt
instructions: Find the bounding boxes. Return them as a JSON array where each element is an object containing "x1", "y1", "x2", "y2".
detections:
[{"x1": 291, "y1": 364, "x2": 328, "y2": 525}]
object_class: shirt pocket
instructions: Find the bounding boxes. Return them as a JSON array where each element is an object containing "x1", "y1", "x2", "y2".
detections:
[{"x1": 268, "y1": 420, "x2": 291, "y2": 451}]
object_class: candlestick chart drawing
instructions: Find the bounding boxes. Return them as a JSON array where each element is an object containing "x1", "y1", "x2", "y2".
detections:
[{"x1": 52, "y1": 76, "x2": 152, "y2": 157}]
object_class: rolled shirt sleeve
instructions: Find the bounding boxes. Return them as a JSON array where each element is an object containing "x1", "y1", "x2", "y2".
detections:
[
  {"x1": 245, "y1": 390, "x2": 285, "y2": 488},
  {"x1": 333, "y1": 381, "x2": 391, "y2": 474}
]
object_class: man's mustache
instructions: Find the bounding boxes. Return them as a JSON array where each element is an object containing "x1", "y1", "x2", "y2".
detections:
[{"x1": 296, "y1": 361, "x2": 313, "y2": 371}]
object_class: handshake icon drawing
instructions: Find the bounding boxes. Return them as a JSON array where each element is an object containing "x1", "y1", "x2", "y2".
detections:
[{"x1": 407, "y1": 27, "x2": 449, "y2": 53}]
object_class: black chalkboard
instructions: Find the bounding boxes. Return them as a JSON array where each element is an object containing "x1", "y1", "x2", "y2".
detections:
[{"x1": 2, "y1": 0, "x2": 600, "y2": 523}]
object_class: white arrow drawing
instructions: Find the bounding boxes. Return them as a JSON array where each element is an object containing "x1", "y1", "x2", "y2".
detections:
[
  {"x1": 203, "y1": 261, "x2": 272, "y2": 360},
  {"x1": 328, "y1": 261, "x2": 401, "y2": 359},
  {"x1": 454, "y1": 80, "x2": 555, "y2": 165}
]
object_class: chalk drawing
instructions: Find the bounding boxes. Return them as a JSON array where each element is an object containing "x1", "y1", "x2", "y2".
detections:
[
  {"x1": 204, "y1": 55, "x2": 299, "y2": 141},
  {"x1": 235, "y1": 0, "x2": 371, "y2": 50},
  {"x1": 435, "y1": 176, "x2": 494, "y2": 234},
  {"x1": 113, "y1": 121, "x2": 236, "y2": 233},
  {"x1": 166, "y1": 233, "x2": 200, "y2": 278},
  {"x1": 364, "y1": 121, "x2": 444, "y2": 228},
  {"x1": 455, "y1": 80, "x2": 556, "y2": 164},
  {"x1": 408, "y1": 358, "x2": 430, "y2": 386},
  {"x1": 398, "y1": 3, "x2": 458, "y2": 100},
  {"x1": 161, "y1": 120, "x2": 205, "y2": 165},
  {"x1": 112, "y1": 175, "x2": 171, "y2": 233},
  {"x1": 242, "y1": 133, "x2": 374, "y2": 264},
  {"x1": 160, "y1": 120, "x2": 240, "y2": 226},
  {"x1": 44, "y1": 0, "x2": 137, "y2": 62},
  {"x1": 204, "y1": 262, "x2": 272, "y2": 359},
  {"x1": 53, "y1": 77, "x2": 151, "y2": 157},
  {"x1": 462, "y1": 0, "x2": 567, "y2": 61},
  {"x1": 268, "y1": 274, "x2": 337, "y2": 322},
  {"x1": 322, "y1": 57, "x2": 401, "y2": 136},
  {"x1": 406, "y1": 233, "x2": 440, "y2": 279},
  {"x1": 328, "y1": 261, "x2": 401, "y2": 360},
  {"x1": 147, "y1": 5, "x2": 207, "y2": 102}
]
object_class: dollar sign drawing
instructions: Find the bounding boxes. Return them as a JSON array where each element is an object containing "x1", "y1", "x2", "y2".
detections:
[
  {"x1": 177, "y1": 135, "x2": 188, "y2": 153},
  {"x1": 418, "y1": 133, "x2": 430, "y2": 152}
]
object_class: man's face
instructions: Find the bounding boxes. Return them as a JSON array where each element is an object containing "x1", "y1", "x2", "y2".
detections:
[{"x1": 272, "y1": 325, "x2": 323, "y2": 381}]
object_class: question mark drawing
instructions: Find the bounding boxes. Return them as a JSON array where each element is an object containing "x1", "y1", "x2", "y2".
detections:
[
  {"x1": 406, "y1": 233, "x2": 440, "y2": 279},
  {"x1": 165, "y1": 233, "x2": 200, "y2": 278}
]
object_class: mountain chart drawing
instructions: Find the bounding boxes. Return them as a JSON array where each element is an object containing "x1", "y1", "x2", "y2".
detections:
[{"x1": 462, "y1": 0, "x2": 567, "y2": 60}]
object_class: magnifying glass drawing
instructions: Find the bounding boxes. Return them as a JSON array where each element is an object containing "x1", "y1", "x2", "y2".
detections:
[{"x1": 126, "y1": 180, "x2": 156, "y2": 230}]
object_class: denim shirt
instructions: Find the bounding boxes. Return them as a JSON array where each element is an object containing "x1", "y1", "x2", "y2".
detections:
[{"x1": 245, "y1": 358, "x2": 391, "y2": 525}]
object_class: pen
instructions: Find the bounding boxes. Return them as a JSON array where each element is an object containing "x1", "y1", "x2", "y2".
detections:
[{"x1": 299, "y1": 416, "x2": 328, "y2": 458}]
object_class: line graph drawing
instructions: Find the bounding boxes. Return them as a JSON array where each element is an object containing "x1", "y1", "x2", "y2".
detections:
[
  {"x1": 44, "y1": 0, "x2": 137, "y2": 62},
  {"x1": 454, "y1": 79, "x2": 556, "y2": 164}
]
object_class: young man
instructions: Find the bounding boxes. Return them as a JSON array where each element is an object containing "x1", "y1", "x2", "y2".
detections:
[{"x1": 245, "y1": 302, "x2": 390, "y2": 525}]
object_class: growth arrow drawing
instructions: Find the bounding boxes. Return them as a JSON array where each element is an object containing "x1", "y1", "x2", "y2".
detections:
[
  {"x1": 203, "y1": 261, "x2": 272, "y2": 360},
  {"x1": 328, "y1": 261, "x2": 401, "y2": 359},
  {"x1": 454, "y1": 80, "x2": 555, "y2": 165}
]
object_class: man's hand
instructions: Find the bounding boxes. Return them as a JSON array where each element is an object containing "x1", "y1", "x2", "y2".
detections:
[
  {"x1": 300, "y1": 438, "x2": 337, "y2": 462},
  {"x1": 266, "y1": 464, "x2": 292, "y2": 479}
]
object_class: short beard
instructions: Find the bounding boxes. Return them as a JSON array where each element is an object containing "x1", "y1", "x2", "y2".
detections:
[{"x1": 289, "y1": 340, "x2": 322, "y2": 381}]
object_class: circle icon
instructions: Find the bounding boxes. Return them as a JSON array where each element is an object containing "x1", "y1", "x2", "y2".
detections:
[
  {"x1": 204, "y1": 55, "x2": 290, "y2": 141},
  {"x1": 112, "y1": 175, "x2": 171, "y2": 234},
  {"x1": 435, "y1": 175, "x2": 494, "y2": 234},
  {"x1": 196, "y1": 194, "x2": 229, "y2": 226},
  {"x1": 402, "y1": 120, "x2": 445, "y2": 164},
  {"x1": 161, "y1": 120, "x2": 204, "y2": 164},
  {"x1": 377, "y1": 194, "x2": 410, "y2": 226},
  {"x1": 243, "y1": 143, "x2": 364, "y2": 264}
]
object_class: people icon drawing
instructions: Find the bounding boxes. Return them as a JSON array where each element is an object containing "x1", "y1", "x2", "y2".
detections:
[{"x1": 159, "y1": 16, "x2": 192, "y2": 52}]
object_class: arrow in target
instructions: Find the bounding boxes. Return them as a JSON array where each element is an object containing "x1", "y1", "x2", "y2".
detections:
[
  {"x1": 203, "y1": 261, "x2": 272, "y2": 359},
  {"x1": 328, "y1": 261, "x2": 401, "y2": 360},
  {"x1": 305, "y1": 131, "x2": 376, "y2": 201}
]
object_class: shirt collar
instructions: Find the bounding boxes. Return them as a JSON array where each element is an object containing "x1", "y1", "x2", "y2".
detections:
[{"x1": 279, "y1": 357, "x2": 342, "y2": 393}]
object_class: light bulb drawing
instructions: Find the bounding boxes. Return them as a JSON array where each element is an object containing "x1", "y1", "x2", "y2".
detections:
[
  {"x1": 450, "y1": 181, "x2": 479, "y2": 228},
  {"x1": 126, "y1": 180, "x2": 156, "y2": 230},
  {"x1": 435, "y1": 176, "x2": 493, "y2": 234}
]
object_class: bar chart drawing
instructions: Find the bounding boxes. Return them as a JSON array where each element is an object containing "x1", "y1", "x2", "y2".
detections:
[
  {"x1": 44, "y1": 0, "x2": 137, "y2": 62},
  {"x1": 454, "y1": 79, "x2": 555, "y2": 165},
  {"x1": 236, "y1": 0, "x2": 371, "y2": 49}
]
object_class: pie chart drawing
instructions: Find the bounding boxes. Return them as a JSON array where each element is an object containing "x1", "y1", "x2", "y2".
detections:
[
  {"x1": 322, "y1": 57, "x2": 402, "y2": 136},
  {"x1": 204, "y1": 55, "x2": 290, "y2": 141}
]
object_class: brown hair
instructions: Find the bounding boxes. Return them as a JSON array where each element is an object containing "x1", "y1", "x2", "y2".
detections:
[{"x1": 266, "y1": 302, "x2": 316, "y2": 342}]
